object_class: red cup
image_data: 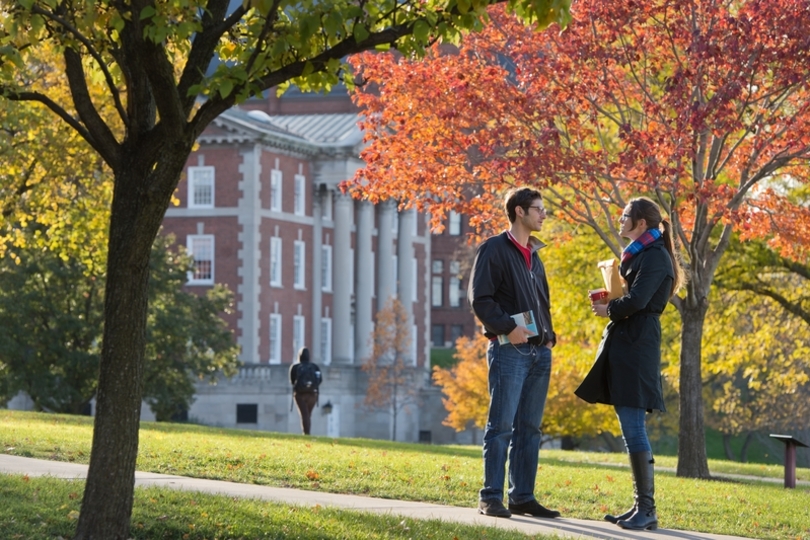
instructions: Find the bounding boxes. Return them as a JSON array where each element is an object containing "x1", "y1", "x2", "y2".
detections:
[{"x1": 588, "y1": 288, "x2": 609, "y2": 304}]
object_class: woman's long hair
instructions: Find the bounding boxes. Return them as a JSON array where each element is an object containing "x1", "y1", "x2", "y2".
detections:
[{"x1": 626, "y1": 197, "x2": 687, "y2": 297}]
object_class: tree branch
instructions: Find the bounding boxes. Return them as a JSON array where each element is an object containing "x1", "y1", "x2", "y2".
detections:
[{"x1": 30, "y1": 4, "x2": 128, "y2": 125}]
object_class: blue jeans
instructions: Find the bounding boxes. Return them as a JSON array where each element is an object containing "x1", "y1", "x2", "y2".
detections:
[
  {"x1": 480, "y1": 340, "x2": 552, "y2": 504},
  {"x1": 615, "y1": 405, "x2": 651, "y2": 453}
]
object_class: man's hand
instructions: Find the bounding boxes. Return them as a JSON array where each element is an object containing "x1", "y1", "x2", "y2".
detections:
[{"x1": 507, "y1": 326, "x2": 534, "y2": 344}]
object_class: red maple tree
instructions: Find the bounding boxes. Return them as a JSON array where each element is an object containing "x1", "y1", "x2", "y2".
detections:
[{"x1": 347, "y1": 0, "x2": 810, "y2": 478}]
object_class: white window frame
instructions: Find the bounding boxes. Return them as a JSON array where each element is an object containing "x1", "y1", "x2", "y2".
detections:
[
  {"x1": 293, "y1": 240, "x2": 306, "y2": 290},
  {"x1": 270, "y1": 169, "x2": 282, "y2": 212},
  {"x1": 321, "y1": 318, "x2": 332, "y2": 365},
  {"x1": 449, "y1": 276, "x2": 461, "y2": 307},
  {"x1": 188, "y1": 166, "x2": 215, "y2": 209},
  {"x1": 269, "y1": 314, "x2": 282, "y2": 364},
  {"x1": 432, "y1": 276, "x2": 444, "y2": 307},
  {"x1": 449, "y1": 211, "x2": 461, "y2": 235},
  {"x1": 186, "y1": 234, "x2": 214, "y2": 285},
  {"x1": 270, "y1": 237, "x2": 282, "y2": 287},
  {"x1": 293, "y1": 315, "x2": 305, "y2": 356},
  {"x1": 321, "y1": 245, "x2": 332, "y2": 292},
  {"x1": 294, "y1": 174, "x2": 306, "y2": 215}
]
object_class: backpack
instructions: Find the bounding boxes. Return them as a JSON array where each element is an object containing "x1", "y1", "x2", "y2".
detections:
[{"x1": 294, "y1": 363, "x2": 320, "y2": 393}]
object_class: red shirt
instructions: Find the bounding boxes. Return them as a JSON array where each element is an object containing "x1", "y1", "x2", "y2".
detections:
[{"x1": 507, "y1": 231, "x2": 533, "y2": 270}]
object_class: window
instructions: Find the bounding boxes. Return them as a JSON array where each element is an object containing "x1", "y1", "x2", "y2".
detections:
[
  {"x1": 188, "y1": 166, "x2": 214, "y2": 208},
  {"x1": 321, "y1": 318, "x2": 332, "y2": 365},
  {"x1": 293, "y1": 315, "x2": 305, "y2": 355},
  {"x1": 270, "y1": 169, "x2": 282, "y2": 212},
  {"x1": 270, "y1": 237, "x2": 282, "y2": 287},
  {"x1": 432, "y1": 259, "x2": 444, "y2": 274},
  {"x1": 187, "y1": 235, "x2": 214, "y2": 285},
  {"x1": 449, "y1": 211, "x2": 461, "y2": 235},
  {"x1": 432, "y1": 276, "x2": 444, "y2": 307},
  {"x1": 431, "y1": 324, "x2": 445, "y2": 347},
  {"x1": 269, "y1": 314, "x2": 282, "y2": 364},
  {"x1": 449, "y1": 276, "x2": 461, "y2": 307},
  {"x1": 236, "y1": 404, "x2": 257, "y2": 424},
  {"x1": 294, "y1": 174, "x2": 306, "y2": 215},
  {"x1": 294, "y1": 241, "x2": 306, "y2": 289},
  {"x1": 450, "y1": 324, "x2": 464, "y2": 343},
  {"x1": 449, "y1": 260, "x2": 461, "y2": 307},
  {"x1": 321, "y1": 245, "x2": 332, "y2": 291}
]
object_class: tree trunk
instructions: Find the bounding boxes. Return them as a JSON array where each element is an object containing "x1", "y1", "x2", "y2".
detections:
[
  {"x1": 561, "y1": 435, "x2": 577, "y2": 450},
  {"x1": 722, "y1": 433, "x2": 736, "y2": 461},
  {"x1": 391, "y1": 391, "x2": 398, "y2": 442},
  {"x1": 740, "y1": 431, "x2": 754, "y2": 463},
  {"x1": 676, "y1": 302, "x2": 711, "y2": 478},
  {"x1": 601, "y1": 432, "x2": 623, "y2": 453},
  {"x1": 74, "y1": 147, "x2": 187, "y2": 539}
]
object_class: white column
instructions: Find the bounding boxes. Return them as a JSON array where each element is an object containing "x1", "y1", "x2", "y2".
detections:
[
  {"x1": 397, "y1": 207, "x2": 415, "y2": 361},
  {"x1": 311, "y1": 186, "x2": 323, "y2": 364},
  {"x1": 376, "y1": 200, "x2": 396, "y2": 311},
  {"x1": 236, "y1": 145, "x2": 262, "y2": 363},
  {"x1": 332, "y1": 192, "x2": 353, "y2": 363},
  {"x1": 354, "y1": 201, "x2": 374, "y2": 361},
  {"x1": 422, "y1": 220, "x2": 431, "y2": 370}
]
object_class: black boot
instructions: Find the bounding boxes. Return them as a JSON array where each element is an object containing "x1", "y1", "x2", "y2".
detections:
[
  {"x1": 604, "y1": 452, "x2": 637, "y2": 524},
  {"x1": 605, "y1": 506, "x2": 635, "y2": 524},
  {"x1": 617, "y1": 451, "x2": 658, "y2": 531}
]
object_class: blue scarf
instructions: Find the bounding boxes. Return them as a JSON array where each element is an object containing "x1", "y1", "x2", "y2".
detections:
[{"x1": 621, "y1": 228, "x2": 661, "y2": 263}]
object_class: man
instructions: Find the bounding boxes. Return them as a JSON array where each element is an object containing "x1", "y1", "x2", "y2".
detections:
[
  {"x1": 468, "y1": 187, "x2": 559, "y2": 519},
  {"x1": 289, "y1": 347, "x2": 322, "y2": 435}
]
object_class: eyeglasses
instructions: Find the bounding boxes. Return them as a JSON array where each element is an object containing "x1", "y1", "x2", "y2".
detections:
[
  {"x1": 526, "y1": 205, "x2": 546, "y2": 214},
  {"x1": 620, "y1": 213, "x2": 632, "y2": 222}
]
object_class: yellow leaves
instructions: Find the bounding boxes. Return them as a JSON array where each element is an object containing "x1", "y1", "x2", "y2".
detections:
[
  {"x1": 67, "y1": 510, "x2": 80, "y2": 521},
  {"x1": 432, "y1": 334, "x2": 490, "y2": 432}
]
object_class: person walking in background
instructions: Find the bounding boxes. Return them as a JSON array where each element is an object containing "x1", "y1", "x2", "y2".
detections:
[
  {"x1": 468, "y1": 186, "x2": 559, "y2": 520},
  {"x1": 575, "y1": 196, "x2": 686, "y2": 531},
  {"x1": 289, "y1": 347, "x2": 321, "y2": 435}
]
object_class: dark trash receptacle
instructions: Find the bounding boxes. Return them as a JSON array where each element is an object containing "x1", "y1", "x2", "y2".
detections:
[{"x1": 769, "y1": 434, "x2": 808, "y2": 488}]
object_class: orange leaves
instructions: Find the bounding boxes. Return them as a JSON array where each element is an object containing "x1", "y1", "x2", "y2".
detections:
[
  {"x1": 432, "y1": 334, "x2": 490, "y2": 432},
  {"x1": 305, "y1": 469, "x2": 320, "y2": 481}
]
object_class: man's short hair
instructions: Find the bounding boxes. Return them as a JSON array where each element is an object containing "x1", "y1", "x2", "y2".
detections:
[{"x1": 504, "y1": 187, "x2": 543, "y2": 223}]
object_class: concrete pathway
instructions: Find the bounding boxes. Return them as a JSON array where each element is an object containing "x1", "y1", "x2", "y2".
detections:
[{"x1": 0, "y1": 454, "x2": 755, "y2": 540}]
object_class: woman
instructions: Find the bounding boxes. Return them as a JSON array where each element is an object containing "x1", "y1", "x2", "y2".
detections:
[{"x1": 575, "y1": 197, "x2": 685, "y2": 531}]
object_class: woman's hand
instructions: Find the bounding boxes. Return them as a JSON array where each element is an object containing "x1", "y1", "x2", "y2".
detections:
[{"x1": 591, "y1": 299, "x2": 609, "y2": 318}]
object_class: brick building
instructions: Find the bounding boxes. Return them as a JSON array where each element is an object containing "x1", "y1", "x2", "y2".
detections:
[{"x1": 159, "y1": 89, "x2": 478, "y2": 442}]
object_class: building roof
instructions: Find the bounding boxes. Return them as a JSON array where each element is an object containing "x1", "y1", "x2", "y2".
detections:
[
  {"x1": 210, "y1": 107, "x2": 364, "y2": 152},
  {"x1": 257, "y1": 113, "x2": 361, "y2": 145}
]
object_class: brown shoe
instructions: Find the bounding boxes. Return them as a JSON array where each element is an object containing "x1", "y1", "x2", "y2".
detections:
[
  {"x1": 508, "y1": 500, "x2": 561, "y2": 519},
  {"x1": 478, "y1": 499, "x2": 512, "y2": 518}
]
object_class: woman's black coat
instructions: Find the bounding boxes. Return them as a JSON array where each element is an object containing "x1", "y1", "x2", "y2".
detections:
[{"x1": 575, "y1": 237, "x2": 674, "y2": 411}]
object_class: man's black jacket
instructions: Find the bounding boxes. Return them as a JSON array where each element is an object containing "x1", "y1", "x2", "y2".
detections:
[{"x1": 468, "y1": 231, "x2": 555, "y2": 345}]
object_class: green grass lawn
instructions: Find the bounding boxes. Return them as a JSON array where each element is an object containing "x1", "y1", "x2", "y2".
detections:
[{"x1": 2, "y1": 410, "x2": 809, "y2": 539}]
